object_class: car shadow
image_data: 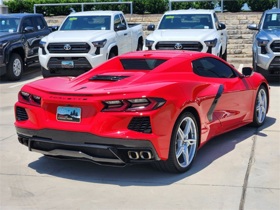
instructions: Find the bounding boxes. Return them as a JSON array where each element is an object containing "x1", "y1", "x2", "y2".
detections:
[{"x1": 28, "y1": 116, "x2": 276, "y2": 186}]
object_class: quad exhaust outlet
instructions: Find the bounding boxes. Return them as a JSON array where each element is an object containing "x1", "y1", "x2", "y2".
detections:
[{"x1": 128, "y1": 150, "x2": 152, "y2": 160}]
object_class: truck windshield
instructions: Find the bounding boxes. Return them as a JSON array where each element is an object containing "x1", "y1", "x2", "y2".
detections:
[
  {"x1": 0, "y1": 17, "x2": 20, "y2": 33},
  {"x1": 158, "y1": 14, "x2": 213, "y2": 30},
  {"x1": 60, "y1": 15, "x2": 111, "y2": 30},
  {"x1": 262, "y1": 13, "x2": 280, "y2": 30}
]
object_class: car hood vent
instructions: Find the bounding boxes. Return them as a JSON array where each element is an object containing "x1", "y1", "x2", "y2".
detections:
[{"x1": 89, "y1": 75, "x2": 129, "y2": 81}]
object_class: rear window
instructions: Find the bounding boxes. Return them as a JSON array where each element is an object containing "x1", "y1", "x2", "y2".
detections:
[{"x1": 120, "y1": 59, "x2": 167, "y2": 70}]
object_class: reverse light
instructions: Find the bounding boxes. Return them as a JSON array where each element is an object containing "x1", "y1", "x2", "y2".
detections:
[
  {"x1": 102, "y1": 97, "x2": 166, "y2": 112},
  {"x1": 204, "y1": 38, "x2": 217, "y2": 47},
  {"x1": 18, "y1": 91, "x2": 41, "y2": 107},
  {"x1": 92, "y1": 39, "x2": 107, "y2": 48}
]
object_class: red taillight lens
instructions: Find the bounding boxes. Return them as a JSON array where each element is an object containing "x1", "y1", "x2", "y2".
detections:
[
  {"x1": 102, "y1": 97, "x2": 165, "y2": 112},
  {"x1": 18, "y1": 91, "x2": 41, "y2": 107}
]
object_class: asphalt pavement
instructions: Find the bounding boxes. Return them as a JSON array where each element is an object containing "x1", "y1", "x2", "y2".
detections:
[{"x1": 0, "y1": 64, "x2": 279, "y2": 210}]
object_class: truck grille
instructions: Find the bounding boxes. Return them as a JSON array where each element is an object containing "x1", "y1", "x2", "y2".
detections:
[
  {"x1": 155, "y1": 41, "x2": 203, "y2": 51},
  {"x1": 48, "y1": 57, "x2": 92, "y2": 70},
  {"x1": 270, "y1": 41, "x2": 280, "y2": 52},
  {"x1": 47, "y1": 42, "x2": 91, "y2": 53}
]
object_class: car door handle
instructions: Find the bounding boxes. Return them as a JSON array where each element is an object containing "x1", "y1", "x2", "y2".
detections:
[{"x1": 124, "y1": 33, "x2": 127, "y2": 36}]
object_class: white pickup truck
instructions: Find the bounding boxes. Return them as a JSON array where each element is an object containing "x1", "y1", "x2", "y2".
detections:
[
  {"x1": 39, "y1": 11, "x2": 143, "y2": 77},
  {"x1": 144, "y1": 9, "x2": 228, "y2": 60}
]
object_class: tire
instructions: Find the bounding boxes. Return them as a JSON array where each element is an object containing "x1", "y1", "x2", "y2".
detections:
[
  {"x1": 222, "y1": 48, "x2": 227, "y2": 61},
  {"x1": 108, "y1": 51, "x2": 116, "y2": 59},
  {"x1": 251, "y1": 85, "x2": 268, "y2": 127},
  {"x1": 6, "y1": 53, "x2": 23, "y2": 81},
  {"x1": 41, "y1": 67, "x2": 51, "y2": 78},
  {"x1": 136, "y1": 39, "x2": 143, "y2": 51},
  {"x1": 154, "y1": 112, "x2": 199, "y2": 173}
]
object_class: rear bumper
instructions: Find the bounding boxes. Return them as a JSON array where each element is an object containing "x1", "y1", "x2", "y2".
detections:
[{"x1": 16, "y1": 127, "x2": 160, "y2": 166}]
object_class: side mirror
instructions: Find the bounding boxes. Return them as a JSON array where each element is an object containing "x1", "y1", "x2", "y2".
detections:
[
  {"x1": 115, "y1": 23, "x2": 126, "y2": 31},
  {"x1": 23, "y1": 26, "x2": 34, "y2": 33},
  {"x1": 49, "y1": 26, "x2": 59, "y2": 32},
  {"x1": 147, "y1": 24, "x2": 155, "y2": 31},
  {"x1": 242, "y1": 67, "x2": 253, "y2": 76},
  {"x1": 218, "y1": 23, "x2": 226, "y2": 30},
  {"x1": 247, "y1": 24, "x2": 258, "y2": 30}
]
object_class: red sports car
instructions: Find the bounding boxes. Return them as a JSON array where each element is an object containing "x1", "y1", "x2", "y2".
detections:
[{"x1": 14, "y1": 51, "x2": 269, "y2": 173}]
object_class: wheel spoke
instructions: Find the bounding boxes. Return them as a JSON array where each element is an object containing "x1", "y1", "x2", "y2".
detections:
[
  {"x1": 256, "y1": 89, "x2": 267, "y2": 123},
  {"x1": 182, "y1": 145, "x2": 189, "y2": 165},
  {"x1": 175, "y1": 116, "x2": 198, "y2": 168}
]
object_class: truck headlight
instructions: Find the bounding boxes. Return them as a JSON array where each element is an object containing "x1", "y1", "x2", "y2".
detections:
[
  {"x1": 257, "y1": 38, "x2": 269, "y2": 47},
  {"x1": 92, "y1": 39, "x2": 107, "y2": 48},
  {"x1": 39, "y1": 40, "x2": 46, "y2": 48},
  {"x1": 145, "y1": 39, "x2": 154, "y2": 47},
  {"x1": 257, "y1": 38, "x2": 269, "y2": 54},
  {"x1": 204, "y1": 38, "x2": 217, "y2": 47}
]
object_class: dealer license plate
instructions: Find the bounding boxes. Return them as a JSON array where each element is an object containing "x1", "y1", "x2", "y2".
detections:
[
  {"x1": 56, "y1": 106, "x2": 81, "y2": 122},
  {"x1": 61, "y1": 60, "x2": 74, "y2": 68}
]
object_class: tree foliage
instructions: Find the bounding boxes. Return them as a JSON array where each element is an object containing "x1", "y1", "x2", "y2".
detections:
[
  {"x1": 247, "y1": 0, "x2": 276, "y2": 12},
  {"x1": 3, "y1": 0, "x2": 278, "y2": 15}
]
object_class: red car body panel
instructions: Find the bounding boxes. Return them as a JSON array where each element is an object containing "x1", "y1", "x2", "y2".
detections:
[{"x1": 14, "y1": 50, "x2": 269, "y2": 164}]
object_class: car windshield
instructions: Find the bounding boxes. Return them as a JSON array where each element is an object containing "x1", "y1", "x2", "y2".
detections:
[
  {"x1": 0, "y1": 17, "x2": 20, "y2": 33},
  {"x1": 262, "y1": 13, "x2": 280, "y2": 30},
  {"x1": 60, "y1": 15, "x2": 111, "y2": 30},
  {"x1": 158, "y1": 14, "x2": 213, "y2": 30},
  {"x1": 120, "y1": 59, "x2": 167, "y2": 70}
]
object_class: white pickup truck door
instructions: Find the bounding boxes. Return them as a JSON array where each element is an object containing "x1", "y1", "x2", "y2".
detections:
[{"x1": 114, "y1": 14, "x2": 132, "y2": 54}]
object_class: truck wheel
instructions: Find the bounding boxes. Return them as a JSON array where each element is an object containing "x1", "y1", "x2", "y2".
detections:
[
  {"x1": 154, "y1": 112, "x2": 199, "y2": 173},
  {"x1": 222, "y1": 48, "x2": 227, "y2": 61},
  {"x1": 137, "y1": 39, "x2": 143, "y2": 51},
  {"x1": 7, "y1": 53, "x2": 23, "y2": 81},
  {"x1": 108, "y1": 51, "x2": 116, "y2": 59},
  {"x1": 41, "y1": 67, "x2": 51, "y2": 78}
]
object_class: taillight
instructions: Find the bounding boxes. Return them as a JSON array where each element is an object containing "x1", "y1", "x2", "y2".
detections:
[
  {"x1": 18, "y1": 91, "x2": 41, "y2": 107},
  {"x1": 102, "y1": 97, "x2": 166, "y2": 112}
]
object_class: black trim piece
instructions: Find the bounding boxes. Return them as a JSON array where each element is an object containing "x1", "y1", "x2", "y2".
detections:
[
  {"x1": 207, "y1": 85, "x2": 224, "y2": 122},
  {"x1": 89, "y1": 75, "x2": 129, "y2": 81},
  {"x1": 16, "y1": 127, "x2": 160, "y2": 165}
]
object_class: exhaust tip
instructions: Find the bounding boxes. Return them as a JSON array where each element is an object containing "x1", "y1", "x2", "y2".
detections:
[
  {"x1": 140, "y1": 151, "x2": 152, "y2": 160},
  {"x1": 128, "y1": 151, "x2": 139, "y2": 160}
]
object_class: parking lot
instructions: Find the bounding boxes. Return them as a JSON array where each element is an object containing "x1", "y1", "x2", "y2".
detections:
[{"x1": 0, "y1": 64, "x2": 279, "y2": 210}]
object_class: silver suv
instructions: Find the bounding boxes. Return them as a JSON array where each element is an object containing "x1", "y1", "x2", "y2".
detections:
[{"x1": 248, "y1": 9, "x2": 280, "y2": 80}]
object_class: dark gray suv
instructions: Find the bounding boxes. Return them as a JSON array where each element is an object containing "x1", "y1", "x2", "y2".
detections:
[{"x1": 248, "y1": 9, "x2": 280, "y2": 80}]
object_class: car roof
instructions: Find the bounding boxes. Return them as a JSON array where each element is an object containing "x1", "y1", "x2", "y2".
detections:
[
  {"x1": 68, "y1": 10, "x2": 122, "y2": 17},
  {"x1": 264, "y1": 8, "x2": 280, "y2": 14},
  {"x1": 164, "y1": 9, "x2": 215, "y2": 15},
  {"x1": 0, "y1": 13, "x2": 43, "y2": 18}
]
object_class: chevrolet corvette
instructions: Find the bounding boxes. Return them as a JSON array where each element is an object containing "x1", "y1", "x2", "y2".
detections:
[{"x1": 14, "y1": 50, "x2": 269, "y2": 173}]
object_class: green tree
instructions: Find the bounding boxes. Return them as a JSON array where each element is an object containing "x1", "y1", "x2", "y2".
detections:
[
  {"x1": 247, "y1": 0, "x2": 276, "y2": 11},
  {"x1": 224, "y1": 0, "x2": 245, "y2": 12}
]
